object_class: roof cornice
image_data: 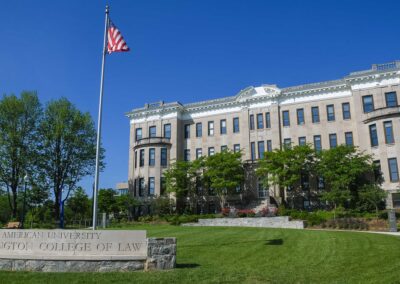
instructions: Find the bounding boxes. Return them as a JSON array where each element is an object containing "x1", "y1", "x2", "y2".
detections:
[{"x1": 126, "y1": 60, "x2": 400, "y2": 119}]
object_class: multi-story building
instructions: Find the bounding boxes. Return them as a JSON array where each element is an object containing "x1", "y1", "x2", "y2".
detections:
[{"x1": 126, "y1": 61, "x2": 400, "y2": 213}]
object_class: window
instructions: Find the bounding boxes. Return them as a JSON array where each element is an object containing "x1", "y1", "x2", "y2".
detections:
[
  {"x1": 134, "y1": 151, "x2": 138, "y2": 168},
  {"x1": 208, "y1": 147, "x2": 215, "y2": 156},
  {"x1": 297, "y1": 108, "x2": 305, "y2": 125},
  {"x1": 284, "y1": 138, "x2": 291, "y2": 149},
  {"x1": 184, "y1": 149, "x2": 190, "y2": 161},
  {"x1": 161, "y1": 147, "x2": 167, "y2": 166},
  {"x1": 235, "y1": 185, "x2": 241, "y2": 193},
  {"x1": 184, "y1": 124, "x2": 190, "y2": 138},
  {"x1": 221, "y1": 145, "x2": 227, "y2": 152},
  {"x1": 384, "y1": 121, "x2": 394, "y2": 144},
  {"x1": 149, "y1": 126, "x2": 156, "y2": 137},
  {"x1": 317, "y1": 177, "x2": 325, "y2": 190},
  {"x1": 220, "y1": 119, "x2": 227, "y2": 134},
  {"x1": 258, "y1": 180, "x2": 267, "y2": 197},
  {"x1": 251, "y1": 142, "x2": 256, "y2": 161},
  {"x1": 266, "y1": 140, "x2": 272, "y2": 152},
  {"x1": 160, "y1": 177, "x2": 166, "y2": 195},
  {"x1": 234, "y1": 144, "x2": 240, "y2": 153},
  {"x1": 362, "y1": 95, "x2": 374, "y2": 113},
  {"x1": 342, "y1": 103, "x2": 351, "y2": 120},
  {"x1": 133, "y1": 179, "x2": 137, "y2": 197},
  {"x1": 135, "y1": 128, "x2": 142, "y2": 141},
  {"x1": 148, "y1": 177, "x2": 155, "y2": 196},
  {"x1": 388, "y1": 158, "x2": 399, "y2": 182},
  {"x1": 249, "y1": 115, "x2": 255, "y2": 130},
  {"x1": 311, "y1": 107, "x2": 320, "y2": 123},
  {"x1": 369, "y1": 124, "x2": 378, "y2": 147},
  {"x1": 301, "y1": 172, "x2": 309, "y2": 191},
  {"x1": 345, "y1": 132, "x2": 353, "y2": 146},
  {"x1": 196, "y1": 123, "x2": 202, "y2": 137},
  {"x1": 257, "y1": 141, "x2": 265, "y2": 159},
  {"x1": 139, "y1": 178, "x2": 145, "y2": 196},
  {"x1": 208, "y1": 121, "x2": 214, "y2": 136},
  {"x1": 139, "y1": 149, "x2": 145, "y2": 167},
  {"x1": 265, "y1": 112, "x2": 271, "y2": 128},
  {"x1": 233, "y1": 117, "x2": 240, "y2": 133},
  {"x1": 329, "y1": 133, "x2": 337, "y2": 149},
  {"x1": 385, "y1": 92, "x2": 398, "y2": 107},
  {"x1": 282, "y1": 111, "x2": 290, "y2": 127},
  {"x1": 373, "y1": 160, "x2": 383, "y2": 183},
  {"x1": 257, "y1": 113, "x2": 264, "y2": 129},
  {"x1": 163, "y1": 124, "x2": 171, "y2": 138},
  {"x1": 149, "y1": 148, "x2": 155, "y2": 166},
  {"x1": 196, "y1": 148, "x2": 202, "y2": 159},
  {"x1": 327, "y1": 105, "x2": 335, "y2": 121},
  {"x1": 314, "y1": 135, "x2": 322, "y2": 152},
  {"x1": 298, "y1": 136, "x2": 306, "y2": 146},
  {"x1": 393, "y1": 193, "x2": 400, "y2": 208}
]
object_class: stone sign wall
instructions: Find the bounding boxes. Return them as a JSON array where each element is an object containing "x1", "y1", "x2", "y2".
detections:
[
  {"x1": 0, "y1": 230, "x2": 147, "y2": 260},
  {"x1": 0, "y1": 230, "x2": 176, "y2": 272}
]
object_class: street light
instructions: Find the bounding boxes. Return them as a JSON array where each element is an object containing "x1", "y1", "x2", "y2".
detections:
[
  {"x1": 21, "y1": 174, "x2": 29, "y2": 229},
  {"x1": 60, "y1": 189, "x2": 65, "y2": 229}
]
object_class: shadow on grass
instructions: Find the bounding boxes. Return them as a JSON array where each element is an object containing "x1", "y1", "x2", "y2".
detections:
[
  {"x1": 265, "y1": 239, "x2": 283, "y2": 245},
  {"x1": 180, "y1": 238, "x2": 286, "y2": 249},
  {"x1": 176, "y1": 263, "x2": 200, "y2": 269}
]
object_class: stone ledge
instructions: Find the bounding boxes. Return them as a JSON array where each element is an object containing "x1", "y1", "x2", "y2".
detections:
[{"x1": 182, "y1": 217, "x2": 304, "y2": 229}]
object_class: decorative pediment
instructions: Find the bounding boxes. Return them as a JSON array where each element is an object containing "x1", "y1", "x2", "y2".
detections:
[
  {"x1": 235, "y1": 85, "x2": 280, "y2": 102},
  {"x1": 235, "y1": 87, "x2": 257, "y2": 102},
  {"x1": 261, "y1": 84, "x2": 281, "y2": 97}
]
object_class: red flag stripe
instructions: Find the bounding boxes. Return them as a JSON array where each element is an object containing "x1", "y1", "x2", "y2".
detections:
[{"x1": 107, "y1": 20, "x2": 130, "y2": 54}]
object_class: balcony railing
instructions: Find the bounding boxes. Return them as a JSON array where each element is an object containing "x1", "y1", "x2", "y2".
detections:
[
  {"x1": 134, "y1": 137, "x2": 171, "y2": 148},
  {"x1": 363, "y1": 106, "x2": 400, "y2": 123}
]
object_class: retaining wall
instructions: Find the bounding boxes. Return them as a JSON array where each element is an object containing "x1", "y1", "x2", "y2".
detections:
[{"x1": 184, "y1": 216, "x2": 304, "y2": 229}]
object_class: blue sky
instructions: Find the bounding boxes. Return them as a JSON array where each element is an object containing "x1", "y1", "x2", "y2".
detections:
[{"x1": 1, "y1": 0, "x2": 399, "y2": 193}]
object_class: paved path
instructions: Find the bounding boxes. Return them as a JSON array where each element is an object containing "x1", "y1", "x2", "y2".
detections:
[{"x1": 307, "y1": 228, "x2": 400, "y2": 236}]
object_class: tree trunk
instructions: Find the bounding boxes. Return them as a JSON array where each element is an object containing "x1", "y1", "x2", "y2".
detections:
[{"x1": 219, "y1": 194, "x2": 226, "y2": 212}]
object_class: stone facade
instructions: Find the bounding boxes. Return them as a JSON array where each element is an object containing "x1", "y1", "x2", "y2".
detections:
[
  {"x1": 0, "y1": 238, "x2": 176, "y2": 272},
  {"x1": 183, "y1": 217, "x2": 304, "y2": 229},
  {"x1": 126, "y1": 61, "x2": 400, "y2": 211}
]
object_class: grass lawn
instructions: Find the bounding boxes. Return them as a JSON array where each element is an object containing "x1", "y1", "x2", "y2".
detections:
[{"x1": 2, "y1": 225, "x2": 400, "y2": 283}]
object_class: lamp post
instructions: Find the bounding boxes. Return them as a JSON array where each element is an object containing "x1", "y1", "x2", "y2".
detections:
[
  {"x1": 60, "y1": 189, "x2": 65, "y2": 229},
  {"x1": 21, "y1": 174, "x2": 28, "y2": 229}
]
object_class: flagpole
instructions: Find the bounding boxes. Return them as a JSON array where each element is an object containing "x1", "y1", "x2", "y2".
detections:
[{"x1": 92, "y1": 5, "x2": 109, "y2": 230}]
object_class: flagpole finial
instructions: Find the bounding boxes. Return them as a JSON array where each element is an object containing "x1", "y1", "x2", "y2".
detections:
[{"x1": 105, "y1": 5, "x2": 109, "y2": 14}]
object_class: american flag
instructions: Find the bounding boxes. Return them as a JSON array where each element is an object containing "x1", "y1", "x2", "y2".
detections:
[{"x1": 107, "y1": 19, "x2": 130, "y2": 54}]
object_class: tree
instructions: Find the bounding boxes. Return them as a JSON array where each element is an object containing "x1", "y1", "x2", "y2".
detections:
[
  {"x1": 256, "y1": 144, "x2": 316, "y2": 204},
  {"x1": 317, "y1": 145, "x2": 373, "y2": 210},
  {"x1": 98, "y1": 188, "x2": 118, "y2": 216},
  {"x1": 65, "y1": 187, "x2": 91, "y2": 220},
  {"x1": 0, "y1": 190, "x2": 12, "y2": 225},
  {"x1": 359, "y1": 184, "x2": 387, "y2": 215},
  {"x1": 115, "y1": 194, "x2": 138, "y2": 221},
  {"x1": 164, "y1": 159, "x2": 203, "y2": 213},
  {"x1": 0, "y1": 92, "x2": 42, "y2": 218},
  {"x1": 38, "y1": 98, "x2": 103, "y2": 220},
  {"x1": 204, "y1": 151, "x2": 244, "y2": 210},
  {"x1": 151, "y1": 196, "x2": 173, "y2": 216}
]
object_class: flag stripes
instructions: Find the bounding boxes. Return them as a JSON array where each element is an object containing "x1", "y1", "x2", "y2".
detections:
[{"x1": 107, "y1": 19, "x2": 130, "y2": 53}]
